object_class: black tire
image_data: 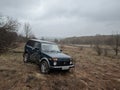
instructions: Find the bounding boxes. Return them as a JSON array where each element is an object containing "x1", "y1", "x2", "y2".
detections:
[
  {"x1": 40, "y1": 61, "x2": 50, "y2": 74},
  {"x1": 23, "y1": 53, "x2": 29, "y2": 63}
]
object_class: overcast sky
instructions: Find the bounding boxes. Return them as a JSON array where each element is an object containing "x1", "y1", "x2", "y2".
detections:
[{"x1": 0, "y1": 0, "x2": 120, "y2": 38}]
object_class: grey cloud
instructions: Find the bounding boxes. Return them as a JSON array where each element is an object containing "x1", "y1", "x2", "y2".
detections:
[{"x1": 0, "y1": 0, "x2": 120, "y2": 37}]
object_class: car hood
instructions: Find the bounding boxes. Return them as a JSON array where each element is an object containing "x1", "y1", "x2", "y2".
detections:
[{"x1": 43, "y1": 52, "x2": 71, "y2": 58}]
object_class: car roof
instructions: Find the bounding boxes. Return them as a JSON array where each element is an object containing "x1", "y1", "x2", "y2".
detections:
[{"x1": 30, "y1": 39, "x2": 55, "y2": 44}]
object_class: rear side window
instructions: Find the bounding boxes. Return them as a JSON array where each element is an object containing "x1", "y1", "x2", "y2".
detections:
[{"x1": 26, "y1": 40, "x2": 35, "y2": 47}]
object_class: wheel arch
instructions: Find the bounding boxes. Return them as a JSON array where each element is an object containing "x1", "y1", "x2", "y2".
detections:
[{"x1": 40, "y1": 57, "x2": 50, "y2": 67}]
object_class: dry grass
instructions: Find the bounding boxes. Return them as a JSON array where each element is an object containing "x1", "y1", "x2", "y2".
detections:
[{"x1": 0, "y1": 44, "x2": 120, "y2": 90}]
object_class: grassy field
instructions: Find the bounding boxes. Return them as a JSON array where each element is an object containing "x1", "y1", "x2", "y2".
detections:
[{"x1": 0, "y1": 44, "x2": 120, "y2": 90}]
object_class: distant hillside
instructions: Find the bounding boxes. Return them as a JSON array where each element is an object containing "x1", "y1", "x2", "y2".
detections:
[{"x1": 60, "y1": 35, "x2": 112, "y2": 45}]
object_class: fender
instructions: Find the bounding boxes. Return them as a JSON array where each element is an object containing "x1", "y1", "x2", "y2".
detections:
[{"x1": 39, "y1": 57, "x2": 50, "y2": 67}]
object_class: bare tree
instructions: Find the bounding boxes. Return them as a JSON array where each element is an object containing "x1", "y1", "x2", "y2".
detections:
[
  {"x1": 0, "y1": 16, "x2": 19, "y2": 53},
  {"x1": 54, "y1": 38, "x2": 59, "y2": 43},
  {"x1": 0, "y1": 16, "x2": 19, "y2": 31},
  {"x1": 24, "y1": 23, "x2": 32, "y2": 40},
  {"x1": 109, "y1": 33, "x2": 120, "y2": 56}
]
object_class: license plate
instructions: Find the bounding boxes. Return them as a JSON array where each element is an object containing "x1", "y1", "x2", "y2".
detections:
[{"x1": 62, "y1": 66, "x2": 69, "y2": 70}]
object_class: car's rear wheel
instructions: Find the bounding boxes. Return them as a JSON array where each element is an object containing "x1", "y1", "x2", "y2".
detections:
[
  {"x1": 23, "y1": 53, "x2": 29, "y2": 63},
  {"x1": 40, "y1": 61, "x2": 49, "y2": 74}
]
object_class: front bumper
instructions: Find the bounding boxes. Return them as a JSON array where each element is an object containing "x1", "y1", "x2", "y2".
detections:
[{"x1": 50, "y1": 64, "x2": 74, "y2": 70}]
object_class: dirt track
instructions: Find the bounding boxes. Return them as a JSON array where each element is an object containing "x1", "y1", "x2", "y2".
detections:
[{"x1": 0, "y1": 45, "x2": 120, "y2": 90}]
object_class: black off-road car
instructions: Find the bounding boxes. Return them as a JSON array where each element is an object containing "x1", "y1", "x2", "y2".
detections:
[{"x1": 23, "y1": 39, "x2": 74, "y2": 74}]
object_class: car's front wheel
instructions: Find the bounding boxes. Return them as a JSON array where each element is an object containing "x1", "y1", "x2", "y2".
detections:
[
  {"x1": 23, "y1": 53, "x2": 29, "y2": 63},
  {"x1": 40, "y1": 61, "x2": 49, "y2": 74}
]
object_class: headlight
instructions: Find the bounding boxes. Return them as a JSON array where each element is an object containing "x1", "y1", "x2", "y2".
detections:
[
  {"x1": 53, "y1": 62, "x2": 57, "y2": 65},
  {"x1": 52, "y1": 58, "x2": 58, "y2": 61},
  {"x1": 70, "y1": 58, "x2": 73, "y2": 64},
  {"x1": 70, "y1": 61, "x2": 73, "y2": 64}
]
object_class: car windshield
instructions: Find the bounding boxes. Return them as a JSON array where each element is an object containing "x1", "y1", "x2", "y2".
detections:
[{"x1": 41, "y1": 43, "x2": 60, "y2": 52}]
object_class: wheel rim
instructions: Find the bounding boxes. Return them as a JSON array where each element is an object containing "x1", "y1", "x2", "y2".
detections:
[
  {"x1": 24, "y1": 54, "x2": 28, "y2": 62},
  {"x1": 41, "y1": 62, "x2": 47, "y2": 73}
]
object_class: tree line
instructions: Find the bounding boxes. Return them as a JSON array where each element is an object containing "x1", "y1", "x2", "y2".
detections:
[{"x1": 60, "y1": 34, "x2": 120, "y2": 56}]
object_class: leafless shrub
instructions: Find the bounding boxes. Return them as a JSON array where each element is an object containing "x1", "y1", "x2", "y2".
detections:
[
  {"x1": 94, "y1": 45, "x2": 103, "y2": 56},
  {"x1": 0, "y1": 16, "x2": 19, "y2": 53},
  {"x1": 104, "y1": 48, "x2": 108, "y2": 56},
  {"x1": 107, "y1": 33, "x2": 120, "y2": 56},
  {"x1": 93, "y1": 35, "x2": 103, "y2": 56}
]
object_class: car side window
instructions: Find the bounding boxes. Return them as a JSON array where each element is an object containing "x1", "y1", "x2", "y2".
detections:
[
  {"x1": 34, "y1": 42, "x2": 41, "y2": 49},
  {"x1": 27, "y1": 40, "x2": 35, "y2": 47}
]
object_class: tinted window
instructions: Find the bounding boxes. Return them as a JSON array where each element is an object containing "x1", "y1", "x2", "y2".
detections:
[
  {"x1": 34, "y1": 42, "x2": 41, "y2": 49},
  {"x1": 27, "y1": 40, "x2": 35, "y2": 47},
  {"x1": 41, "y1": 43, "x2": 60, "y2": 52}
]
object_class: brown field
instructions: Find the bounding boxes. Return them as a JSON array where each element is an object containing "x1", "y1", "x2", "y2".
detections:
[{"x1": 0, "y1": 44, "x2": 120, "y2": 90}]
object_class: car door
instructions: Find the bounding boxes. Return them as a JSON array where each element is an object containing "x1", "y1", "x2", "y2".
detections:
[
  {"x1": 30, "y1": 42, "x2": 41, "y2": 63},
  {"x1": 25, "y1": 40, "x2": 34, "y2": 55}
]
